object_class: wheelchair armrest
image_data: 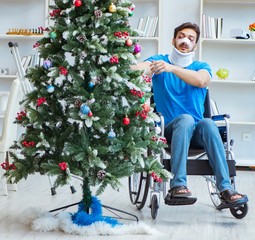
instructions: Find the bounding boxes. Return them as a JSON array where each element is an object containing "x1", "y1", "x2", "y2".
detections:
[{"x1": 211, "y1": 114, "x2": 230, "y2": 121}]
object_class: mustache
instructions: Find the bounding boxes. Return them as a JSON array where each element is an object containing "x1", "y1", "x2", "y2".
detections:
[{"x1": 179, "y1": 42, "x2": 190, "y2": 49}]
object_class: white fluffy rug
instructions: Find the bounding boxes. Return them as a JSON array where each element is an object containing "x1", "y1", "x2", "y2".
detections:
[{"x1": 21, "y1": 208, "x2": 158, "y2": 236}]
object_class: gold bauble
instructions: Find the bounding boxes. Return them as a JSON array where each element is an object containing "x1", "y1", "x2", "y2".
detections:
[{"x1": 109, "y1": 3, "x2": 117, "y2": 13}]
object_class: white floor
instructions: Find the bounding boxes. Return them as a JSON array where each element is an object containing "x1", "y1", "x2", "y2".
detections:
[{"x1": 0, "y1": 170, "x2": 254, "y2": 240}]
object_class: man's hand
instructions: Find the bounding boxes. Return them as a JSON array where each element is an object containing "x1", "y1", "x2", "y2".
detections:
[
  {"x1": 130, "y1": 61, "x2": 152, "y2": 77},
  {"x1": 150, "y1": 60, "x2": 172, "y2": 75}
]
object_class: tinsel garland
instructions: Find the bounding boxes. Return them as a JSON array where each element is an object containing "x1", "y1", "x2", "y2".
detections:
[{"x1": 71, "y1": 196, "x2": 120, "y2": 227}]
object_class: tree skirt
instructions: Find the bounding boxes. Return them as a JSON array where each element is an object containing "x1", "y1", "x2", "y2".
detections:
[{"x1": 21, "y1": 207, "x2": 158, "y2": 236}]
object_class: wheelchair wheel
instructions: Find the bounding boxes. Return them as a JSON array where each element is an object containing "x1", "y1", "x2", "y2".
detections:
[
  {"x1": 128, "y1": 171, "x2": 150, "y2": 210},
  {"x1": 206, "y1": 176, "x2": 221, "y2": 208},
  {"x1": 150, "y1": 194, "x2": 159, "y2": 219},
  {"x1": 230, "y1": 203, "x2": 248, "y2": 219},
  {"x1": 128, "y1": 172, "x2": 141, "y2": 204}
]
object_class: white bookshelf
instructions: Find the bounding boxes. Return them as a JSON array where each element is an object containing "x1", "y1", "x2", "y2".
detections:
[
  {"x1": 130, "y1": 0, "x2": 161, "y2": 61},
  {"x1": 199, "y1": 0, "x2": 255, "y2": 166}
]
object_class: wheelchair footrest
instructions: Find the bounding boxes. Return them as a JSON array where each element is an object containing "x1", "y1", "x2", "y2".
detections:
[
  {"x1": 216, "y1": 195, "x2": 248, "y2": 210},
  {"x1": 164, "y1": 196, "x2": 197, "y2": 206}
]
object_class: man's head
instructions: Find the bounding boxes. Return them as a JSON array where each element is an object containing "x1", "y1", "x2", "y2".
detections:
[{"x1": 172, "y1": 22, "x2": 200, "y2": 53}]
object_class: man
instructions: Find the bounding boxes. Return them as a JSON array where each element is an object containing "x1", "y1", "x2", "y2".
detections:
[{"x1": 131, "y1": 22, "x2": 248, "y2": 208}]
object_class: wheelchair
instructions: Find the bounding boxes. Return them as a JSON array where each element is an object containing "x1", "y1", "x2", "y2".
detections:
[{"x1": 128, "y1": 91, "x2": 248, "y2": 220}]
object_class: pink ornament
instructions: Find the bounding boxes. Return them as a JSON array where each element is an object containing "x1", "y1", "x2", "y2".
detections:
[
  {"x1": 134, "y1": 43, "x2": 141, "y2": 54},
  {"x1": 142, "y1": 75, "x2": 152, "y2": 83},
  {"x1": 125, "y1": 38, "x2": 133, "y2": 47},
  {"x1": 33, "y1": 42, "x2": 40, "y2": 48}
]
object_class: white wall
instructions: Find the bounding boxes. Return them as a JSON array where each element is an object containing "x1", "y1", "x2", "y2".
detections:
[{"x1": 160, "y1": 0, "x2": 200, "y2": 57}]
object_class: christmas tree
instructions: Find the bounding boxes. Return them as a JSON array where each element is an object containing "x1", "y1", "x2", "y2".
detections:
[{"x1": 4, "y1": 0, "x2": 170, "y2": 223}]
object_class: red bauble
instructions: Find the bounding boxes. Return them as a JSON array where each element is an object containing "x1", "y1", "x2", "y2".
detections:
[
  {"x1": 58, "y1": 162, "x2": 67, "y2": 171},
  {"x1": 74, "y1": 0, "x2": 82, "y2": 7},
  {"x1": 125, "y1": 38, "x2": 133, "y2": 47},
  {"x1": 122, "y1": 117, "x2": 130, "y2": 125},
  {"x1": 110, "y1": 55, "x2": 119, "y2": 64},
  {"x1": 88, "y1": 111, "x2": 93, "y2": 117}
]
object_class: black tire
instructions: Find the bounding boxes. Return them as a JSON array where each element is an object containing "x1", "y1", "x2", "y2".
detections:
[
  {"x1": 135, "y1": 171, "x2": 150, "y2": 210},
  {"x1": 128, "y1": 148, "x2": 152, "y2": 209},
  {"x1": 128, "y1": 172, "x2": 142, "y2": 204},
  {"x1": 128, "y1": 171, "x2": 150, "y2": 210},
  {"x1": 230, "y1": 203, "x2": 248, "y2": 219},
  {"x1": 150, "y1": 194, "x2": 159, "y2": 219}
]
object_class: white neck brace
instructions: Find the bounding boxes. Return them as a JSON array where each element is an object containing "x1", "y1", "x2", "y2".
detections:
[{"x1": 169, "y1": 47, "x2": 195, "y2": 68}]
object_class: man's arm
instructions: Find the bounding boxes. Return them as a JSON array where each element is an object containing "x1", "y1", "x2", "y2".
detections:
[
  {"x1": 151, "y1": 60, "x2": 211, "y2": 88},
  {"x1": 130, "y1": 61, "x2": 153, "y2": 77}
]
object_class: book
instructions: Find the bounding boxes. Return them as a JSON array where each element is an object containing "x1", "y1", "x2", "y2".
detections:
[
  {"x1": 216, "y1": 17, "x2": 223, "y2": 39},
  {"x1": 211, "y1": 17, "x2": 217, "y2": 39},
  {"x1": 145, "y1": 17, "x2": 154, "y2": 37},
  {"x1": 136, "y1": 17, "x2": 144, "y2": 36},
  {"x1": 142, "y1": 16, "x2": 150, "y2": 37},
  {"x1": 202, "y1": 14, "x2": 223, "y2": 39},
  {"x1": 202, "y1": 14, "x2": 207, "y2": 38},
  {"x1": 151, "y1": 16, "x2": 159, "y2": 37}
]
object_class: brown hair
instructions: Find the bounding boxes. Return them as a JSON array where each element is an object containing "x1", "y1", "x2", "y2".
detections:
[{"x1": 174, "y1": 22, "x2": 200, "y2": 43}]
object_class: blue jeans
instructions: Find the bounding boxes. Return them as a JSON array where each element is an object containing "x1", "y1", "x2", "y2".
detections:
[{"x1": 164, "y1": 114, "x2": 232, "y2": 193}]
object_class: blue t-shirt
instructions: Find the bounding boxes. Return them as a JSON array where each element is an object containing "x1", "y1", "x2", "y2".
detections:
[{"x1": 145, "y1": 54, "x2": 212, "y2": 125}]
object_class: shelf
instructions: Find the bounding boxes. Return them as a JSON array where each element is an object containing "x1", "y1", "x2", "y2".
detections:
[
  {"x1": 235, "y1": 159, "x2": 255, "y2": 167},
  {"x1": 211, "y1": 80, "x2": 255, "y2": 84},
  {"x1": 130, "y1": 36, "x2": 159, "y2": 41},
  {"x1": 201, "y1": 38, "x2": 255, "y2": 44},
  {"x1": 0, "y1": 34, "x2": 43, "y2": 40},
  {"x1": 205, "y1": 0, "x2": 255, "y2": 3},
  {"x1": 133, "y1": 0, "x2": 159, "y2": 2},
  {"x1": 215, "y1": 119, "x2": 255, "y2": 126},
  {"x1": 0, "y1": 75, "x2": 18, "y2": 80},
  {"x1": 230, "y1": 121, "x2": 255, "y2": 125}
]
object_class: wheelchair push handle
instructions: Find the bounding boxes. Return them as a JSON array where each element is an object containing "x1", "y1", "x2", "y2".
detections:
[{"x1": 212, "y1": 114, "x2": 230, "y2": 121}]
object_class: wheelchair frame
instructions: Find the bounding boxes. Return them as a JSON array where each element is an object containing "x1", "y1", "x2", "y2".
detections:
[{"x1": 128, "y1": 94, "x2": 248, "y2": 220}]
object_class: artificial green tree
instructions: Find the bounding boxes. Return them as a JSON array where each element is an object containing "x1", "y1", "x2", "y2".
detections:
[{"x1": 5, "y1": 0, "x2": 170, "y2": 212}]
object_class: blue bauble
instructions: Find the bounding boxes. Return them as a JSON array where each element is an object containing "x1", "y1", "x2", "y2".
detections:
[
  {"x1": 43, "y1": 59, "x2": 52, "y2": 69},
  {"x1": 47, "y1": 85, "x2": 55, "y2": 93},
  {"x1": 80, "y1": 104, "x2": 90, "y2": 115},
  {"x1": 108, "y1": 129, "x2": 116, "y2": 138},
  {"x1": 89, "y1": 82, "x2": 95, "y2": 89}
]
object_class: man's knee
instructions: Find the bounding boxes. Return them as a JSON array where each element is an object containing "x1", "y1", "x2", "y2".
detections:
[
  {"x1": 197, "y1": 118, "x2": 218, "y2": 134},
  {"x1": 174, "y1": 114, "x2": 195, "y2": 129}
]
